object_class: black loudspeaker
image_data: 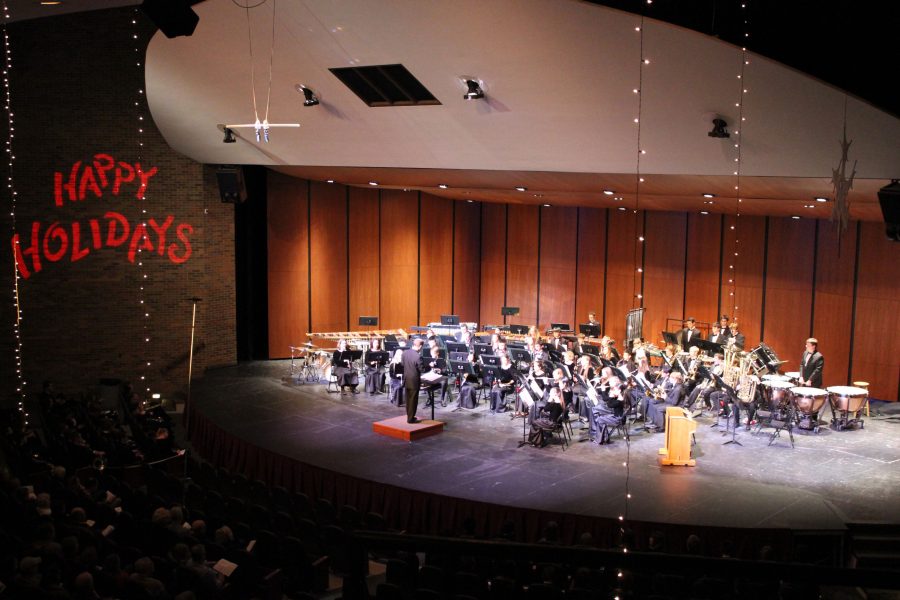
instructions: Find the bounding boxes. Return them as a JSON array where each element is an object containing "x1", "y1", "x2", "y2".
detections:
[
  {"x1": 141, "y1": 0, "x2": 200, "y2": 38},
  {"x1": 216, "y1": 166, "x2": 247, "y2": 203},
  {"x1": 878, "y1": 180, "x2": 900, "y2": 241}
]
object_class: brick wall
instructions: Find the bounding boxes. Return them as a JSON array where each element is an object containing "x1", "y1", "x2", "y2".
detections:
[{"x1": 0, "y1": 8, "x2": 236, "y2": 407}]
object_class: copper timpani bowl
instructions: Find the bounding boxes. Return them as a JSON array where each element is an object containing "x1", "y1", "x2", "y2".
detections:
[
  {"x1": 826, "y1": 385, "x2": 868, "y2": 414},
  {"x1": 790, "y1": 386, "x2": 829, "y2": 415}
]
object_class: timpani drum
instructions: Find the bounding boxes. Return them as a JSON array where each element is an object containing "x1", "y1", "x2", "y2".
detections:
[
  {"x1": 762, "y1": 373, "x2": 792, "y2": 383},
  {"x1": 790, "y1": 386, "x2": 828, "y2": 432},
  {"x1": 784, "y1": 371, "x2": 801, "y2": 384},
  {"x1": 760, "y1": 380, "x2": 794, "y2": 418},
  {"x1": 826, "y1": 385, "x2": 868, "y2": 431}
]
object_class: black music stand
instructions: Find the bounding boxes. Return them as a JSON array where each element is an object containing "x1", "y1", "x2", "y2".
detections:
[
  {"x1": 440, "y1": 314, "x2": 460, "y2": 326},
  {"x1": 509, "y1": 324, "x2": 529, "y2": 335},
  {"x1": 473, "y1": 343, "x2": 493, "y2": 359},
  {"x1": 696, "y1": 339, "x2": 723, "y2": 356},
  {"x1": 661, "y1": 331, "x2": 679, "y2": 347},
  {"x1": 579, "y1": 323, "x2": 601, "y2": 338},
  {"x1": 481, "y1": 355, "x2": 501, "y2": 367},
  {"x1": 509, "y1": 348, "x2": 532, "y2": 365},
  {"x1": 446, "y1": 341, "x2": 468, "y2": 354},
  {"x1": 550, "y1": 322, "x2": 571, "y2": 332},
  {"x1": 712, "y1": 373, "x2": 742, "y2": 445},
  {"x1": 448, "y1": 351, "x2": 469, "y2": 362}
]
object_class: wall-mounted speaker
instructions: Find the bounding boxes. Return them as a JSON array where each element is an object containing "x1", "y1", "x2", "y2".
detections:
[
  {"x1": 216, "y1": 166, "x2": 247, "y2": 204},
  {"x1": 877, "y1": 180, "x2": 900, "y2": 241}
]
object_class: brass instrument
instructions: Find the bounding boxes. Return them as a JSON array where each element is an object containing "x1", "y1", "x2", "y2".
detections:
[{"x1": 736, "y1": 374, "x2": 758, "y2": 405}]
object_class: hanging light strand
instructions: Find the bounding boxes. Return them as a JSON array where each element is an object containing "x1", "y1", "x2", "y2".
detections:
[
  {"x1": 632, "y1": 15, "x2": 646, "y2": 307},
  {"x1": 3, "y1": 1, "x2": 28, "y2": 426},
  {"x1": 132, "y1": 10, "x2": 152, "y2": 400},
  {"x1": 729, "y1": 2, "x2": 751, "y2": 323}
]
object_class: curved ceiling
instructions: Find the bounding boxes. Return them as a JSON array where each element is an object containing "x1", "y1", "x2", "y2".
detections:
[{"x1": 141, "y1": 0, "x2": 899, "y2": 220}]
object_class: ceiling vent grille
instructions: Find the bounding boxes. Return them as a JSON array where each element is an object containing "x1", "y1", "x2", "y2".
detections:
[{"x1": 329, "y1": 64, "x2": 441, "y2": 107}]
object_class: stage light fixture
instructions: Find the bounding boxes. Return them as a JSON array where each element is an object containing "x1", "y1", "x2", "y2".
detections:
[
  {"x1": 815, "y1": 196, "x2": 828, "y2": 202},
  {"x1": 296, "y1": 84, "x2": 319, "y2": 106},
  {"x1": 464, "y1": 79, "x2": 484, "y2": 100},
  {"x1": 703, "y1": 193, "x2": 715, "y2": 198},
  {"x1": 708, "y1": 118, "x2": 730, "y2": 138},
  {"x1": 223, "y1": 128, "x2": 236, "y2": 143},
  {"x1": 603, "y1": 190, "x2": 615, "y2": 195}
]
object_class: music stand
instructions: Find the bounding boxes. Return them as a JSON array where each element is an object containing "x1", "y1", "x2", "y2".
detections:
[
  {"x1": 440, "y1": 314, "x2": 460, "y2": 326},
  {"x1": 384, "y1": 340, "x2": 399, "y2": 353},
  {"x1": 581, "y1": 345, "x2": 599, "y2": 356},
  {"x1": 481, "y1": 355, "x2": 500, "y2": 367},
  {"x1": 711, "y1": 373, "x2": 742, "y2": 445},
  {"x1": 446, "y1": 342, "x2": 468, "y2": 354},
  {"x1": 449, "y1": 351, "x2": 469, "y2": 362},
  {"x1": 439, "y1": 334, "x2": 456, "y2": 343},
  {"x1": 473, "y1": 343, "x2": 493, "y2": 359},
  {"x1": 661, "y1": 331, "x2": 679, "y2": 346},
  {"x1": 509, "y1": 324, "x2": 529, "y2": 335},
  {"x1": 696, "y1": 339, "x2": 723, "y2": 356},
  {"x1": 509, "y1": 348, "x2": 532, "y2": 364},
  {"x1": 579, "y1": 323, "x2": 600, "y2": 338},
  {"x1": 550, "y1": 322, "x2": 571, "y2": 332}
]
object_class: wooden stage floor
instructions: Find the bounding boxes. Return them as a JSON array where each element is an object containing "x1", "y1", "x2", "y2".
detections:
[{"x1": 190, "y1": 360, "x2": 900, "y2": 532}]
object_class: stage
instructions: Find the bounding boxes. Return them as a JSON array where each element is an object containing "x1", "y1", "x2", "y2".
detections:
[{"x1": 188, "y1": 361, "x2": 900, "y2": 533}]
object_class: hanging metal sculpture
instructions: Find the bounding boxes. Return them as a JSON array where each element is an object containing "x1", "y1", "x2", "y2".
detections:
[{"x1": 830, "y1": 103, "x2": 857, "y2": 244}]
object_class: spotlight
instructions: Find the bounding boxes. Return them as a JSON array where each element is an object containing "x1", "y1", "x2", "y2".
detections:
[
  {"x1": 708, "y1": 118, "x2": 730, "y2": 138},
  {"x1": 463, "y1": 79, "x2": 484, "y2": 100},
  {"x1": 223, "y1": 128, "x2": 236, "y2": 143},
  {"x1": 296, "y1": 84, "x2": 319, "y2": 106}
]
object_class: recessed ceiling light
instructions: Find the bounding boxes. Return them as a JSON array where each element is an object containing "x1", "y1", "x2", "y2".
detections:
[
  {"x1": 368, "y1": 181, "x2": 378, "y2": 186},
  {"x1": 603, "y1": 190, "x2": 615, "y2": 195},
  {"x1": 515, "y1": 186, "x2": 527, "y2": 192},
  {"x1": 791, "y1": 215, "x2": 801, "y2": 220},
  {"x1": 438, "y1": 184, "x2": 448, "y2": 189},
  {"x1": 815, "y1": 197, "x2": 828, "y2": 202},
  {"x1": 703, "y1": 193, "x2": 715, "y2": 198}
]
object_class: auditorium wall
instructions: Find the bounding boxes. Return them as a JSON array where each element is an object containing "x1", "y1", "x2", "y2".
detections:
[
  {"x1": 0, "y1": 9, "x2": 237, "y2": 405},
  {"x1": 268, "y1": 174, "x2": 900, "y2": 401}
]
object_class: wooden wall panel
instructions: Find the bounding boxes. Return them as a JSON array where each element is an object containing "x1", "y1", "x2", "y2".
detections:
[
  {"x1": 852, "y1": 222, "x2": 900, "y2": 401},
  {"x1": 813, "y1": 221, "x2": 856, "y2": 386},
  {"x1": 419, "y1": 194, "x2": 453, "y2": 325},
  {"x1": 604, "y1": 209, "x2": 639, "y2": 345},
  {"x1": 684, "y1": 213, "x2": 723, "y2": 333},
  {"x1": 762, "y1": 217, "x2": 815, "y2": 359},
  {"x1": 575, "y1": 208, "x2": 606, "y2": 333},
  {"x1": 453, "y1": 201, "x2": 481, "y2": 324},
  {"x1": 505, "y1": 205, "x2": 539, "y2": 327},
  {"x1": 380, "y1": 190, "x2": 419, "y2": 329},
  {"x1": 309, "y1": 181, "x2": 348, "y2": 333},
  {"x1": 267, "y1": 174, "x2": 308, "y2": 358},
  {"x1": 721, "y1": 215, "x2": 766, "y2": 348},
  {"x1": 643, "y1": 211, "x2": 687, "y2": 347},
  {"x1": 479, "y1": 203, "x2": 506, "y2": 328},
  {"x1": 538, "y1": 206, "x2": 577, "y2": 328},
  {"x1": 348, "y1": 187, "x2": 380, "y2": 331}
]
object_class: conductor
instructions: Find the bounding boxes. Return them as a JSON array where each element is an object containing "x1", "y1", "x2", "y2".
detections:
[{"x1": 402, "y1": 338, "x2": 425, "y2": 423}]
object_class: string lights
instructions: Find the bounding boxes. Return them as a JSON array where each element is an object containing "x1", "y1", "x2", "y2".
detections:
[
  {"x1": 132, "y1": 9, "x2": 152, "y2": 400},
  {"x1": 632, "y1": 16, "x2": 647, "y2": 308},
  {"x1": 3, "y1": 1, "x2": 28, "y2": 427},
  {"x1": 728, "y1": 2, "x2": 752, "y2": 324}
]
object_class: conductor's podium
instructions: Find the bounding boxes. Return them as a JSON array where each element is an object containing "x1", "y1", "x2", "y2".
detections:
[{"x1": 658, "y1": 407, "x2": 697, "y2": 467}]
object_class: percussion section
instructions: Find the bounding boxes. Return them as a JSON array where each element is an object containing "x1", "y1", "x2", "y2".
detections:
[
  {"x1": 790, "y1": 386, "x2": 828, "y2": 432},
  {"x1": 826, "y1": 385, "x2": 868, "y2": 431}
]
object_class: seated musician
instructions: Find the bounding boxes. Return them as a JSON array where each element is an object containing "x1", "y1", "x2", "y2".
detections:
[
  {"x1": 454, "y1": 323, "x2": 470, "y2": 343},
  {"x1": 332, "y1": 339, "x2": 359, "y2": 394},
  {"x1": 490, "y1": 355, "x2": 517, "y2": 413},
  {"x1": 688, "y1": 353, "x2": 723, "y2": 412},
  {"x1": 519, "y1": 359, "x2": 551, "y2": 418},
  {"x1": 682, "y1": 346, "x2": 703, "y2": 395},
  {"x1": 456, "y1": 352, "x2": 480, "y2": 410},
  {"x1": 617, "y1": 349, "x2": 636, "y2": 374},
  {"x1": 574, "y1": 354, "x2": 596, "y2": 422},
  {"x1": 388, "y1": 347, "x2": 405, "y2": 407},
  {"x1": 590, "y1": 374, "x2": 626, "y2": 444},
  {"x1": 550, "y1": 328, "x2": 566, "y2": 351},
  {"x1": 645, "y1": 371, "x2": 685, "y2": 431},
  {"x1": 528, "y1": 387, "x2": 564, "y2": 447},
  {"x1": 601, "y1": 336, "x2": 621, "y2": 363},
  {"x1": 490, "y1": 332, "x2": 502, "y2": 353},
  {"x1": 422, "y1": 345, "x2": 449, "y2": 407},
  {"x1": 729, "y1": 322, "x2": 746, "y2": 350},
  {"x1": 459, "y1": 329, "x2": 475, "y2": 350},
  {"x1": 364, "y1": 338, "x2": 386, "y2": 394}
]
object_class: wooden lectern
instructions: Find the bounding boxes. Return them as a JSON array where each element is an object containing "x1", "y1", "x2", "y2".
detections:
[{"x1": 659, "y1": 406, "x2": 697, "y2": 467}]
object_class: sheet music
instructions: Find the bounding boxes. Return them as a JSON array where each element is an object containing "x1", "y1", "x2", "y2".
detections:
[{"x1": 421, "y1": 371, "x2": 445, "y2": 383}]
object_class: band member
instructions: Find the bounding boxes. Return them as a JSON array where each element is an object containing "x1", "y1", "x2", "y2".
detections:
[
  {"x1": 551, "y1": 367, "x2": 572, "y2": 411},
  {"x1": 456, "y1": 352, "x2": 480, "y2": 409},
  {"x1": 574, "y1": 354, "x2": 595, "y2": 421},
  {"x1": 422, "y1": 345, "x2": 449, "y2": 407},
  {"x1": 600, "y1": 336, "x2": 620, "y2": 363},
  {"x1": 364, "y1": 338, "x2": 386, "y2": 394},
  {"x1": 587, "y1": 311, "x2": 600, "y2": 326},
  {"x1": 550, "y1": 329, "x2": 566, "y2": 351},
  {"x1": 528, "y1": 386, "x2": 564, "y2": 447},
  {"x1": 645, "y1": 372, "x2": 685, "y2": 431},
  {"x1": 332, "y1": 339, "x2": 359, "y2": 394},
  {"x1": 617, "y1": 349, "x2": 636, "y2": 374},
  {"x1": 729, "y1": 322, "x2": 746, "y2": 350},
  {"x1": 388, "y1": 349, "x2": 405, "y2": 407},
  {"x1": 590, "y1": 374, "x2": 625, "y2": 444},
  {"x1": 799, "y1": 338, "x2": 824, "y2": 388},
  {"x1": 681, "y1": 317, "x2": 703, "y2": 346},
  {"x1": 708, "y1": 323, "x2": 727, "y2": 347},
  {"x1": 401, "y1": 338, "x2": 424, "y2": 423},
  {"x1": 459, "y1": 329, "x2": 475, "y2": 350},
  {"x1": 454, "y1": 323, "x2": 470, "y2": 343},
  {"x1": 718, "y1": 315, "x2": 733, "y2": 340},
  {"x1": 490, "y1": 354, "x2": 517, "y2": 413},
  {"x1": 688, "y1": 353, "x2": 724, "y2": 411}
]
